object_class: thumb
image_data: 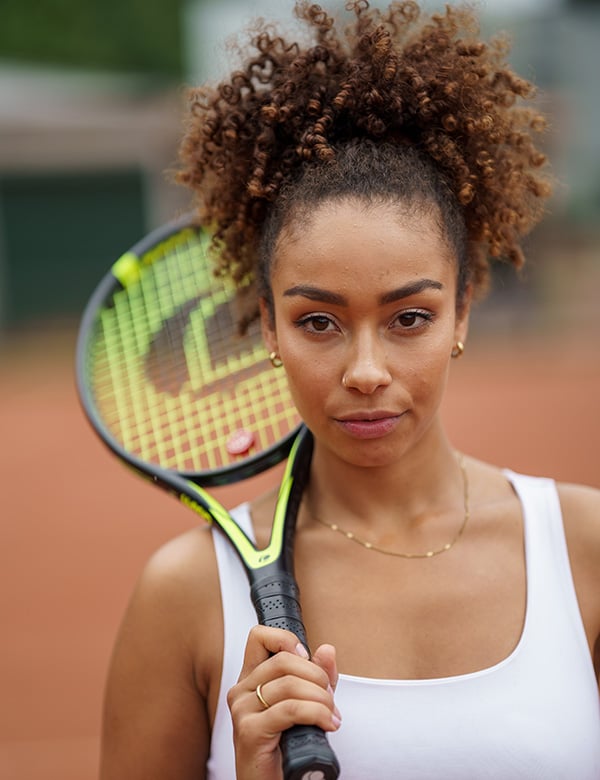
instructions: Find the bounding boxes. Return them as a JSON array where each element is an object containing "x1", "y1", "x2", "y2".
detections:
[{"x1": 312, "y1": 643, "x2": 338, "y2": 691}]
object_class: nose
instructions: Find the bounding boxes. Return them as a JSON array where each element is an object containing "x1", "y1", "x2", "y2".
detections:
[{"x1": 342, "y1": 329, "x2": 392, "y2": 394}]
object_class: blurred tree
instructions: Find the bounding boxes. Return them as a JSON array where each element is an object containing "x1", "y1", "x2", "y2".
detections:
[{"x1": 0, "y1": 0, "x2": 184, "y2": 78}]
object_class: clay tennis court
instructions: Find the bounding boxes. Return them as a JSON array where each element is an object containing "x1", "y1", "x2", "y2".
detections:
[{"x1": 1, "y1": 318, "x2": 599, "y2": 779}]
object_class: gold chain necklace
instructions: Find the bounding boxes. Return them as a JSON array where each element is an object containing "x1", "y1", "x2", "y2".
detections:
[{"x1": 312, "y1": 455, "x2": 469, "y2": 559}]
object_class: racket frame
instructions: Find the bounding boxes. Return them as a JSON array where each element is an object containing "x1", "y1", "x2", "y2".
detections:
[
  {"x1": 75, "y1": 216, "x2": 340, "y2": 779},
  {"x1": 75, "y1": 214, "x2": 301, "y2": 490}
]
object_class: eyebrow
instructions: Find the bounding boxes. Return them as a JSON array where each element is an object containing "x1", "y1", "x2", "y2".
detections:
[{"x1": 283, "y1": 278, "x2": 444, "y2": 306}]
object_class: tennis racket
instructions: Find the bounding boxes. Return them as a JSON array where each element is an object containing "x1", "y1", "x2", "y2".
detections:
[{"x1": 75, "y1": 214, "x2": 340, "y2": 780}]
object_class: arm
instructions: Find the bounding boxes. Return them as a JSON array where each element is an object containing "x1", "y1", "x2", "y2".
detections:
[
  {"x1": 100, "y1": 528, "x2": 219, "y2": 780},
  {"x1": 558, "y1": 482, "x2": 600, "y2": 686},
  {"x1": 99, "y1": 525, "x2": 341, "y2": 780}
]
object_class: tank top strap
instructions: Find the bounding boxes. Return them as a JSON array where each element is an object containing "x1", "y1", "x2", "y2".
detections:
[
  {"x1": 207, "y1": 503, "x2": 257, "y2": 780},
  {"x1": 504, "y1": 470, "x2": 590, "y2": 651}
]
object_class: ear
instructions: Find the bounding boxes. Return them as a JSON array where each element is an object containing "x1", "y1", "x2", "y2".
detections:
[
  {"x1": 454, "y1": 283, "x2": 473, "y2": 347},
  {"x1": 259, "y1": 297, "x2": 278, "y2": 355}
]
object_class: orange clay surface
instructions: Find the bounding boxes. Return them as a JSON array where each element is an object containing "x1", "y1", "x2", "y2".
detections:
[{"x1": 1, "y1": 325, "x2": 599, "y2": 779}]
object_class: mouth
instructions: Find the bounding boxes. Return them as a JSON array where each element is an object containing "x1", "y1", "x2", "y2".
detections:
[{"x1": 333, "y1": 412, "x2": 403, "y2": 439}]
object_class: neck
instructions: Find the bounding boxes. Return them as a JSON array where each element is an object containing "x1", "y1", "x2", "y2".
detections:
[{"x1": 304, "y1": 421, "x2": 463, "y2": 537}]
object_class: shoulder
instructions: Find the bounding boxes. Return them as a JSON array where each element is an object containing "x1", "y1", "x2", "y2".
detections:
[
  {"x1": 556, "y1": 482, "x2": 600, "y2": 664},
  {"x1": 557, "y1": 482, "x2": 600, "y2": 569},
  {"x1": 465, "y1": 458, "x2": 600, "y2": 566},
  {"x1": 140, "y1": 523, "x2": 218, "y2": 592},
  {"x1": 123, "y1": 525, "x2": 224, "y2": 694},
  {"x1": 101, "y1": 527, "x2": 223, "y2": 778},
  {"x1": 136, "y1": 524, "x2": 218, "y2": 613}
]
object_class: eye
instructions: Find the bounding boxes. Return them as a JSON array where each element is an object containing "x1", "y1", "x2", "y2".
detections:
[
  {"x1": 393, "y1": 309, "x2": 433, "y2": 330},
  {"x1": 295, "y1": 314, "x2": 338, "y2": 334}
]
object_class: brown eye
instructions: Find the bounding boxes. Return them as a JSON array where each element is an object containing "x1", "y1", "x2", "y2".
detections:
[
  {"x1": 393, "y1": 310, "x2": 433, "y2": 331},
  {"x1": 311, "y1": 316, "x2": 331, "y2": 332},
  {"x1": 295, "y1": 314, "x2": 338, "y2": 335},
  {"x1": 399, "y1": 312, "x2": 418, "y2": 327}
]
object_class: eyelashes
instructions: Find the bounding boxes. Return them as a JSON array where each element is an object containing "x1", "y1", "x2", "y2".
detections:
[
  {"x1": 296, "y1": 314, "x2": 335, "y2": 333},
  {"x1": 294, "y1": 309, "x2": 434, "y2": 335},
  {"x1": 394, "y1": 309, "x2": 434, "y2": 329}
]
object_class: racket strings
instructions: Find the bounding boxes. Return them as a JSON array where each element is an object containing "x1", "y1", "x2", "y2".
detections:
[{"x1": 87, "y1": 229, "x2": 299, "y2": 473}]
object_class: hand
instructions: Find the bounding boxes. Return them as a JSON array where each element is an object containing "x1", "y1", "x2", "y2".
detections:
[{"x1": 227, "y1": 625, "x2": 341, "y2": 780}]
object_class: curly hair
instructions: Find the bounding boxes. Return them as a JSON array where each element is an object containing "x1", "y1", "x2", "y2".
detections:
[{"x1": 176, "y1": 0, "x2": 552, "y2": 324}]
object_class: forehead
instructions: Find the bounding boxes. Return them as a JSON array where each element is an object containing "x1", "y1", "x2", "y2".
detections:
[{"x1": 273, "y1": 198, "x2": 457, "y2": 288}]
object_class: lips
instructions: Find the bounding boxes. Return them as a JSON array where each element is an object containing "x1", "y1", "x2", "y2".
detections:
[{"x1": 334, "y1": 412, "x2": 403, "y2": 439}]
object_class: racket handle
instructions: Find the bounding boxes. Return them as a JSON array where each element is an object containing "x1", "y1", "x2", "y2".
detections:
[
  {"x1": 251, "y1": 573, "x2": 340, "y2": 780},
  {"x1": 280, "y1": 724, "x2": 340, "y2": 780}
]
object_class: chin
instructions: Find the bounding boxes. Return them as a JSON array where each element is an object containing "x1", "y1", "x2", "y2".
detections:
[{"x1": 326, "y1": 434, "x2": 408, "y2": 470}]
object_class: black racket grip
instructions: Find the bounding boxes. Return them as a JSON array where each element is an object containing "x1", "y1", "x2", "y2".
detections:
[{"x1": 251, "y1": 573, "x2": 340, "y2": 780}]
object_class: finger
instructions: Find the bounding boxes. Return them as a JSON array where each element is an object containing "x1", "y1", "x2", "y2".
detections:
[
  {"x1": 243, "y1": 696, "x2": 342, "y2": 736},
  {"x1": 238, "y1": 625, "x2": 308, "y2": 680},
  {"x1": 236, "y1": 647, "x2": 332, "y2": 706},
  {"x1": 230, "y1": 698, "x2": 341, "y2": 780},
  {"x1": 312, "y1": 643, "x2": 339, "y2": 691},
  {"x1": 229, "y1": 656, "x2": 335, "y2": 728},
  {"x1": 253, "y1": 673, "x2": 336, "y2": 714}
]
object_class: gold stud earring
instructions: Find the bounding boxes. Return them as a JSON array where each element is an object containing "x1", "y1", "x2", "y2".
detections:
[
  {"x1": 269, "y1": 351, "x2": 283, "y2": 368},
  {"x1": 451, "y1": 341, "x2": 465, "y2": 359}
]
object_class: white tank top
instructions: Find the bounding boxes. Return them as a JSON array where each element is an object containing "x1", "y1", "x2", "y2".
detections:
[{"x1": 207, "y1": 472, "x2": 600, "y2": 778}]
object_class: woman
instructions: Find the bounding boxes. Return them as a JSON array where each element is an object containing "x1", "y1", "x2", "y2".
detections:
[{"x1": 100, "y1": 2, "x2": 600, "y2": 778}]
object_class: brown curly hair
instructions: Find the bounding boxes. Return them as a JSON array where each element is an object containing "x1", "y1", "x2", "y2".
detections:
[{"x1": 176, "y1": 0, "x2": 551, "y2": 325}]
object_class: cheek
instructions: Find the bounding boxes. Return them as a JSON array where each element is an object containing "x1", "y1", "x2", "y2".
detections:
[
  {"x1": 398, "y1": 344, "x2": 452, "y2": 402},
  {"x1": 276, "y1": 322, "x2": 332, "y2": 374},
  {"x1": 277, "y1": 342, "x2": 333, "y2": 417},
  {"x1": 283, "y1": 348, "x2": 332, "y2": 396}
]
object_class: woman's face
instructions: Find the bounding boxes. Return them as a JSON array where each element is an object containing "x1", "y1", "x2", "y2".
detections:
[{"x1": 260, "y1": 198, "x2": 470, "y2": 468}]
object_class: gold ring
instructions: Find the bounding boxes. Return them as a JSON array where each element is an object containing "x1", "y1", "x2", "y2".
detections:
[{"x1": 255, "y1": 682, "x2": 270, "y2": 710}]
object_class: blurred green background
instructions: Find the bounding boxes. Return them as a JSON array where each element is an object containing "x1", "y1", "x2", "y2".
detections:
[{"x1": 0, "y1": 0, "x2": 599, "y2": 335}]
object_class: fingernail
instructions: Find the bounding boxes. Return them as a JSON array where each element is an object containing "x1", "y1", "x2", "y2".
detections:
[
  {"x1": 295, "y1": 642, "x2": 309, "y2": 659},
  {"x1": 331, "y1": 714, "x2": 342, "y2": 729}
]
